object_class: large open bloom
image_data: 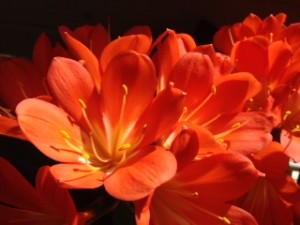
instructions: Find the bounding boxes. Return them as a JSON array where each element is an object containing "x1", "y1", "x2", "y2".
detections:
[
  {"x1": 150, "y1": 34, "x2": 272, "y2": 155},
  {"x1": 135, "y1": 129, "x2": 261, "y2": 225},
  {"x1": 0, "y1": 157, "x2": 90, "y2": 225},
  {"x1": 16, "y1": 50, "x2": 184, "y2": 201},
  {"x1": 236, "y1": 142, "x2": 300, "y2": 225}
]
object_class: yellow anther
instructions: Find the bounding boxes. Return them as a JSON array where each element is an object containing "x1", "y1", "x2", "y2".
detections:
[
  {"x1": 119, "y1": 143, "x2": 131, "y2": 151},
  {"x1": 270, "y1": 32, "x2": 274, "y2": 42},
  {"x1": 79, "y1": 98, "x2": 87, "y2": 109},
  {"x1": 218, "y1": 216, "x2": 231, "y2": 224},
  {"x1": 283, "y1": 110, "x2": 292, "y2": 121},
  {"x1": 192, "y1": 192, "x2": 199, "y2": 198},
  {"x1": 122, "y1": 84, "x2": 128, "y2": 95},
  {"x1": 60, "y1": 130, "x2": 71, "y2": 139},
  {"x1": 232, "y1": 122, "x2": 241, "y2": 129},
  {"x1": 211, "y1": 85, "x2": 217, "y2": 95},
  {"x1": 83, "y1": 153, "x2": 90, "y2": 160},
  {"x1": 292, "y1": 125, "x2": 300, "y2": 134}
]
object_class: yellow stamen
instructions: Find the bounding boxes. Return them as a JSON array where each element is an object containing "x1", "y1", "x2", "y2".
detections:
[
  {"x1": 218, "y1": 216, "x2": 231, "y2": 224},
  {"x1": 122, "y1": 84, "x2": 128, "y2": 95},
  {"x1": 60, "y1": 130, "x2": 71, "y2": 139},
  {"x1": 231, "y1": 122, "x2": 241, "y2": 129},
  {"x1": 79, "y1": 98, "x2": 87, "y2": 109},
  {"x1": 283, "y1": 110, "x2": 292, "y2": 121},
  {"x1": 119, "y1": 143, "x2": 131, "y2": 151},
  {"x1": 270, "y1": 32, "x2": 274, "y2": 42},
  {"x1": 292, "y1": 125, "x2": 300, "y2": 134},
  {"x1": 211, "y1": 85, "x2": 217, "y2": 95}
]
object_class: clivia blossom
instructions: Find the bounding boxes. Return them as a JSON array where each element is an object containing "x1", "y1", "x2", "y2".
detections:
[
  {"x1": 16, "y1": 50, "x2": 184, "y2": 201},
  {"x1": 0, "y1": 157, "x2": 90, "y2": 225}
]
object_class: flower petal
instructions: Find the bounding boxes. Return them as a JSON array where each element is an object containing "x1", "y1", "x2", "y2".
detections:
[
  {"x1": 36, "y1": 166, "x2": 78, "y2": 224},
  {"x1": 100, "y1": 34, "x2": 151, "y2": 71},
  {"x1": 134, "y1": 87, "x2": 185, "y2": 146},
  {"x1": 50, "y1": 163, "x2": 104, "y2": 189},
  {"x1": 47, "y1": 57, "x2": 98, "y2": 129},
  {"x1": 100, "y1": 50, "x2": 156, "y2": 128},
  {"x1": 169, "y1": 52, "x2": 214, "y2": 109},
  {"x1": 104, "y1": 146, "x2": 177, "y2": 201},
  {"x1": 175, "y1": 153, "x2": 260, "y2": 202},
  {"x1": 59, "y1": 30, "x2": 101, "y2": 91},
  {"x1": 0, "y1": 116, "x2": 26, "y2": 140},
  {"x1": 0, "y1": 158, "x2": 47, "y2": 212},
  {"x1": 16, "y1": 98, "x2": 85, "y2": 162}
]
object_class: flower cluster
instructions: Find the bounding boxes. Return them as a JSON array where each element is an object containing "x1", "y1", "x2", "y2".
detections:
[{"x1": 1, "y1": 12, "x2": 300, "y2": 225}]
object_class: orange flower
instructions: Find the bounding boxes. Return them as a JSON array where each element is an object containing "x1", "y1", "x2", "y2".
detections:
[
  {"x1": 0, "y1": 157, "x2": 90, "y2": 225},
  {"x1": 236, "y1": 142, "x2": 300, "y2": 225},
  {"x1": 147, "y1": 29, "x2": 272, "y2": 156},
  {"x1": 213, "y1": 13, "x2": 287, "y2": 55},
  {"x1": 135, "y1": 129, "x2": 261, "y2": 225},
  {"x1": 16, "y1": 51, "x2": 184, "y2": 201}
]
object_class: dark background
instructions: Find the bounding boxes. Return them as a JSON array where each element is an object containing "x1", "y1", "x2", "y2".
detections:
[
  {"x1": 1, "y1": 0, "x2": 300, "y2": 57},
  {"x1": 0, "y1": 0, "x2": 300, "y2": 224}
]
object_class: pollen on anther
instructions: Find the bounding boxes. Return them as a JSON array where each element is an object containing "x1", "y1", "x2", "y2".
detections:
[
  {"x1": 122, "y1": 84, "x2": 128, "y2": 95},
  {"x1": 211, "y1": 85, "x2": 217, "y2": 95},
  {"x1": 60, "y1": 130, "x2": 71, "y2": 139},
  {"x1": 79, "y1": 98, "x2": 87, "y2": 109},
  {"x1": 232, "y1": 122, "x2": 241, "y2": 129},
  {"x1": 219, "y1": 216, "x2": 231, "y2": 224},
  {"x1": 119, "y1": 143, "x2": 131, "y2": 151},
  {"x1": 283, "y1": 110, "x2": 292, "y2": 121}
]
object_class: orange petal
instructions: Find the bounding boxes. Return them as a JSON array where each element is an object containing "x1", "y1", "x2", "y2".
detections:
[
  {"x1": 135, "y1": 87, "x2": 185, "y2": 146},
  {"x1": 169, "y1": 52, "x2": 214, "y2": 109},
  {"x1": 60, "y1": 31, "x2": 101, "y2": 91},
  {"x1": 16, "y1": 98, "x2": 85, "y2": 163},
  {"x1": 50, "y1": 163, "x2": 104, "y2": 189},
  {"x1": 100, "y1": 50, "x2": 156, "y2": 128},
  {"x1": 0, "y1": 116, "x2": 26, "y2": 140},
  {"x1": 0, "y1": 158, "x2": 47, "y2": 212},
  {"x1": 47, "y1": 57, "x2": 98, "y2": 128},
  {"x1": 175, "y1": 153, "x2": 259, "y2": 202},
  {"x1": 100, "y1": 34, "x2": 151, "y2": 71},
  {"x1": 36, "y1": 166, "x2": 78, "y2": 223},
  {"x1": 231, "y1": 39, "x2": 268, "y2": 79},
  {"x1": 104, "y1": 146, "x2": 177, "y2": 201}
]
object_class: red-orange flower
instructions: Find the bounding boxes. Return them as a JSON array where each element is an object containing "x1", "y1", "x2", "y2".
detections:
[
  {"x1": 213, "y1": 13, "x2": 287, "y2": 55},
  {"x1": 236, "y1": 142, "x2": 300, "y2": 225},
  {"x1": 135, "y1": 129, "x2": 260, "y2": 225},
  {"x1": 0, "y1": 157, "x2": 90, "y2": 225},
  {"x1": 16, "y1": 50, "x2": 184, "y2": 201}
]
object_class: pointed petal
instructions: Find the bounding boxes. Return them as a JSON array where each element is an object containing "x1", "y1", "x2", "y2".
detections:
[
  {"x1": 169, "y1": 52, "x2": 214, "y2": 109},
  {"x1": 60, "y1": 31, "x2": 101, "y2": 91},
  {"x1": 100, "y1": 34, "x2": 152, "y2": 71},
  {"x1": 135, "y1": 87, "x2": 185, "y2": 146},
  {"x1": 170, "y1": 128, "x2": 199, "y2": 169},
  {"x1": 0, "y1": 58, "x2": 46, "y2": 109},
  {"x1": 36, "y1": 166, "x2": 77, "y2": 224},
  {"x1": 100, "y1": 50, "x2": 156, "y2": 128},
  {"x1": 104, "y1": 146, "x2": 177, "y2": 201},
  {"x1": 47, "y1": 57, "x2": 98, "y2": 127},
  {"x1": 231, "y1": 39, "x2": 268, "y2": 79},
  {"x1": 16, "y1": 98, "x2": 85, "y2": 162},
  {"x1": 0, "y1": 158, "x2": 47, "y2": 212},
  {"x1": 0, "y1": 116, "x2": 26, "y2": 140},
  {"x1": 50, "y1": 163, "x2": 104, "y2": 189},
  {"x1": 32, "y1": 32, "x2": 53, "y2": 74},
  {"x1": 191, "y1": 72, "x2": 262, "y2": 125},
  {"x1": 134, "y1": 193, "x2": 153, "y2": 225},
  {"x1": 219, "y1": 112, "x2": 273, "y2": 155},
  {"x1": 175, "y1": 153, "x2": 260, "y2": 202}
]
